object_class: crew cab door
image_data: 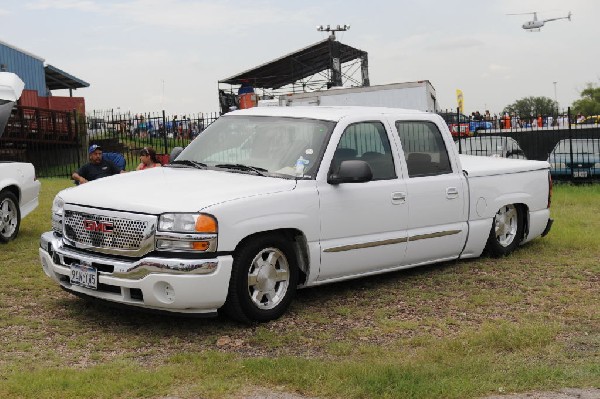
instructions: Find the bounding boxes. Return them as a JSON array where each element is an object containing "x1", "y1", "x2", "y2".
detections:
[
  {"x1": 394, "y1": 119, "x2": 469, "y2": 264},
  {"x1": 316, "y1": 119, "x2": 408, "y2": 281}
]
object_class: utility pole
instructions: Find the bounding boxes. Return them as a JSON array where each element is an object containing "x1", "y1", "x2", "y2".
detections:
[{"x1": 553, "y1": 81, "x2": 558, "y2": 113}]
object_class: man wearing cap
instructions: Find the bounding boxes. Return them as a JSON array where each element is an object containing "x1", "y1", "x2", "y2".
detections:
[{"x1": 71, "y1": 145, "x2": 122, "y2": 184}]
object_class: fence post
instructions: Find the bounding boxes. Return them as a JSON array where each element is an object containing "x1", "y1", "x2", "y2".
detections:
[
  {"x1": 567, "y1": 106, "x2": 573, "y2": 180},
  {"x1": 162, "y1": 110, "x2": 168, "y2": 155},
  {"x1": 73, "y1": 108, "x2": 81, "y2": 169}
]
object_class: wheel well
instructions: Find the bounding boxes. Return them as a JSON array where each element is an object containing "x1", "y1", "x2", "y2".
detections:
[
  {"x1": 515, "y1": 203, "x2": 529, "y2": 242},
  {"x1": 234, "y1": 229, "x2": 310, "y2": 285},
  {"x1": 0, "y1": 185, "x2": 20, "y2": 202}
]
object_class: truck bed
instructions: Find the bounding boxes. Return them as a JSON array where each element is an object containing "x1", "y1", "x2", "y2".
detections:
[{"x1": 459, "y1": 154, "x2": 549, "y2": 177}]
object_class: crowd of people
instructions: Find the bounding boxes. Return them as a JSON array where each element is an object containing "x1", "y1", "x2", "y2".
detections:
[
  {"x1": 467, "y1": 110, "x2": 591, "y2": 129},
  {"x1": 72, "y1": 145, "x2": 162, "y2": 184}
]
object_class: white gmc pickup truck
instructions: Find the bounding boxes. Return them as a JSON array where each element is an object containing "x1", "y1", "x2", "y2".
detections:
[{"x1": 40, "y1": 107, "x2": 553, "y2": 322}]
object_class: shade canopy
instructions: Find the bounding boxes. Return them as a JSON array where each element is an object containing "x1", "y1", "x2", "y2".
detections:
[
  {"x1": 44, "y1": 64, "x2": 90, "y2": 91},
  {"x1": 219, "y1": 38, "x2": 367, "y2": 90}
]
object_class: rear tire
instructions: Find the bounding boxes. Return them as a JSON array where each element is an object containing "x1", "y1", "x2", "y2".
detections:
[
  {"x1": 223, "y1": 234, "x2": 298, "y2": 323},
  {"x1": 485, "y1": 204, "x2": 523, "y2": 257},
  {"x1": 0, "y1": 190, "x2": 20, "y2": 243}
]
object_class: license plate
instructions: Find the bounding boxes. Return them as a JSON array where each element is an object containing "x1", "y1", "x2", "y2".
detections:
[
  {"x1": 70, "y1": 264, "x2": 98, "y2": 289},
  {"x1": 573, "y1": 170, "x2": 588, "y2": 178}
]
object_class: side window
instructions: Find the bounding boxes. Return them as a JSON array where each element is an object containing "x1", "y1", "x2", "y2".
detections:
[
  {"x1": 331, "y1": 121, "x2": 396, "y2": 180},
  {"x1": 395, "y1": 121, "x2": 452, "y2": 178}
]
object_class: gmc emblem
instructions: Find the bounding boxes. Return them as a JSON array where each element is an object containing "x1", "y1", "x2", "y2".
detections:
[{"x1": 83, "y1": 220, "x2": 114, "y2": 233}]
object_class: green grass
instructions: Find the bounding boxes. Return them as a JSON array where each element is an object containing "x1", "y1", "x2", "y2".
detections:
[{"x1": 0, "y1": 180, "x2": 598, "y2": 398}]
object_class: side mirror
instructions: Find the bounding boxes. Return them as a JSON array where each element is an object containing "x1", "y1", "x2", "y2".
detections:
[
  {"x1": 328, "y1": 160, "x2": 373, "y2": 185},
  {"x1": 170, "y1": 147, "x2": 184, "y2": 163}
]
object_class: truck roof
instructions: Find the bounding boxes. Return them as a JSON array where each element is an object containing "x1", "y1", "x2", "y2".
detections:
[{"x1": 226, "y1": 106, "x2": 429, "y2": 122}]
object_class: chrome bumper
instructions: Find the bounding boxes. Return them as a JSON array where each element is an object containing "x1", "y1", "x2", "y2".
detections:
[
  {"x1": 39, "y1": 231, "x2": 233, "y2": 314},
  {"x1": 40, "y1": 231, "x2": 218, "y2": 279}
]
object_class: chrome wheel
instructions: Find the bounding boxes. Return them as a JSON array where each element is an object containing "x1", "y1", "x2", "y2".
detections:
[
  {"x1": 494, "y1": 204, "x2": 518, "y2": 247},
  {"x1": 0, "y1": 195, "x2": 18, "y2": 240},
  {"x1": 247, "y1": 247, "x2": 290, "y2": 310}
]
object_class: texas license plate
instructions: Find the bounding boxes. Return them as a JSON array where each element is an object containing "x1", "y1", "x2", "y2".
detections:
[
  {"x1": 70, "y1": 264, "x2": 98, "y2": 289},
  {"x1": 573, "y1": 169, "x2": 588, "y2": 178}
]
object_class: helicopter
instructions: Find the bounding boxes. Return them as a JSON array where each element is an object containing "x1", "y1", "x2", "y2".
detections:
[{"x1": 508, "y1": 11, "x2": 572, "y2": 31}]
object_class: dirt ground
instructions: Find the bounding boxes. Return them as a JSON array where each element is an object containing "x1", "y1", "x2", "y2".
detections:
[{"x1": 236, "y1": 387, "x2": 600, "y2": 399}]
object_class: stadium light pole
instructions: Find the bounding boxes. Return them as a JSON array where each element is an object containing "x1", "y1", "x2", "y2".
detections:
[{"x1": 553, "y1": 81, "x2": 558, "y2": 113}]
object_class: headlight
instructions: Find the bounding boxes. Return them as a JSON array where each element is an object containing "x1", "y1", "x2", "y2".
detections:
[
  {"x1": 51, "y1": 196, "x2": 64, "y2": 234},
  {"x1": 550, "y1": 162, "x2": 566, "y2": 170},
  {"x1": 594, "y1": 162, "x2": 600, "y2": 169},
  {"x1": 156, "y1": 213, "x2": 217, "y2": 252},
  {"x1": 158, "y1": 213, "x2": 217, "y2": 233}
]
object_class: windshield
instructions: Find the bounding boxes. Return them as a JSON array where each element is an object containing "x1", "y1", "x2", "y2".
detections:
[
  {"x1": 551, "y1": 139, "x2": 600, "y2": 155},
  {"x1": 175, "y1": 115, "x2": 335, "y2": 179}
]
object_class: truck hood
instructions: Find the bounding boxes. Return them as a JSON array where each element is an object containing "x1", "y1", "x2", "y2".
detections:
[
  {"x1": 459, "y1": 155, "x2": 549, "y2": 177},
  {"x1": 61, "y1": 167, "x2": 297, "y2": 214}
]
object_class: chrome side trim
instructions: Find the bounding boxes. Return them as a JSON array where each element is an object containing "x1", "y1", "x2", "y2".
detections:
[
  {"x1": 408, "y1": 230, "x2": 462, "y2": 242},
  {"x1": 323, "y1": 230, "x2": 462, "y2": 253},
  {"x1": 324, "y1": 237, "x2": 408, "y2": 253}
]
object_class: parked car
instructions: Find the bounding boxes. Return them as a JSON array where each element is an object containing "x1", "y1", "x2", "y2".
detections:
[
  {"x1": 548, "y1": 139, "x2": 600, "y2": 179},
  {"x1": 0, "y1": 162, "x2": 41, "y2": 242},
  {"x1": 41, "y1": 107, "x2": 552, "y2": 322},
  {"x1": 455, "y1": 136, "x2": 527, "y2": 159},
  {"x1": 579, "y1": 115, "x2": 600, "y2": 125}
]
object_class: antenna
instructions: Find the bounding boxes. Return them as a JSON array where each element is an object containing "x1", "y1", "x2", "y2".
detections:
[{"x1": 317, "y1": 24, "x2": 350, "y2": 39}]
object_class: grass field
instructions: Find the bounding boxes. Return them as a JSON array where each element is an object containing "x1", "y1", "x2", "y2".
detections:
[{"x1": 0, "y1": 179, "x2": 598, "y2": 399}]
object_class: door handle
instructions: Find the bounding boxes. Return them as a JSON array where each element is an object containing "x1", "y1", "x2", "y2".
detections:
[
  {"x1": 446, "y1": 187, "x2": 459, "y2": 199},
  {"x1": 391, "y1": 191, "x2": 407, "y2": 204}
]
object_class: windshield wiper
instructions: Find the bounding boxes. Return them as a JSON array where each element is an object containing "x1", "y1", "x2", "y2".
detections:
[
  {"x1": 168, "y1": 159, "x2": 207, "y2": 169},
  {"x1": 215, "y1": 163, "x2": 268, "y2": 176}
]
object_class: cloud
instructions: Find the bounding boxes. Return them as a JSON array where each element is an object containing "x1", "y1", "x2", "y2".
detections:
[
  {"x1": 427, "y1": 37, "x2": 485, "y2": 51},
  {"x1": 0, "y1": 8, "x2": 10, "y2": 16},
  {"x1": 481, "y1": 64, "x2": 512, "y2": 79},
  {"x1": 26, "y1": 0, "x2": 101, "y2": 12}
]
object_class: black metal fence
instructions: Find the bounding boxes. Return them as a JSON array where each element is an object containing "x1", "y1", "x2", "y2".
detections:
[
  {"x1": 441, "y1": 108, "x2": 600, "y2": 182},
  {"x1": 1, "y1": 106, "x2": 599, "y2": 182},
  {"x1": 0, "y1": 108, "x2": 219, "y2": 177}
]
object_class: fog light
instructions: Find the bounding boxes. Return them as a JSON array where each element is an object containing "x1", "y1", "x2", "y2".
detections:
[{"x1": 154, "y1": 281, "x2": 175, "y2": 304}]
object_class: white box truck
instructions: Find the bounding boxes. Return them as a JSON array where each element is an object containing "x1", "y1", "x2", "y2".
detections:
[{"x1": 279, "y1": 80, "x2": 438, "y2": 112}]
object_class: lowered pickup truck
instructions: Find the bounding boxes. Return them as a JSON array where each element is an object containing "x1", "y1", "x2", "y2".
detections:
[{"x1": 40, "y1": 107, "x2": 553, "y2": 322}]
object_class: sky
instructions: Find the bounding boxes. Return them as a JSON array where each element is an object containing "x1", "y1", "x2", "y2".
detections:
[{"x1": 1, "y1": 0, "x2": 597, "y2": 116}]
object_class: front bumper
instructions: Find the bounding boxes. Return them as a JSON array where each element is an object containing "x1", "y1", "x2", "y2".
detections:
[{"x1": 39, "y1": 231, "x2": 233, "y2": 315}]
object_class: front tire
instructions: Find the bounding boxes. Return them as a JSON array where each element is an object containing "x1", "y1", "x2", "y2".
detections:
[
  {"x1": 0, "y1": 190, "x2": 20, "y2": 243},
  {"x1": 223, "y1": 234, "x2": 299, "y2": 323},
  {"x1": 485, "y1": 204, "x2": 523, "y2": 257}
]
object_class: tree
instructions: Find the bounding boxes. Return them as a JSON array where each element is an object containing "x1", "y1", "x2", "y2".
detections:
[
  {"x1": 503, "y1": 96, "x2": 557, "y2": 117},
  {"x1": 571, "y1": 83, "x2": 600, "y2": 116}
]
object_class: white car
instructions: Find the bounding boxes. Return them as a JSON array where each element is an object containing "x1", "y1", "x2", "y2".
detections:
[{"x1": 0, "y1": 162, "x2": 41, "y2": 242}]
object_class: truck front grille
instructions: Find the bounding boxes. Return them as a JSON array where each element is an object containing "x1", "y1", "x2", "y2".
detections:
[{"x1": 64, "y1": 210, "x2": 152, "y2": 252}]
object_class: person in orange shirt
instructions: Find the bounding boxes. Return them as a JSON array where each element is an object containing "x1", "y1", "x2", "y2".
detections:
[{"x1": 537, "y1": 114, "x2": 543, "y2": 128}]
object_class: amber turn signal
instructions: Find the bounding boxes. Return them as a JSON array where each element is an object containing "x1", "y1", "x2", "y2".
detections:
[{"x1": 195, "y1": 215, "x2": 217, "y2": 233}]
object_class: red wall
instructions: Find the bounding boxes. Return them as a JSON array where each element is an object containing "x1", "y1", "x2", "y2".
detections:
[{"x1": 18, "y1": 89, "x2": 86, "y2": 116}]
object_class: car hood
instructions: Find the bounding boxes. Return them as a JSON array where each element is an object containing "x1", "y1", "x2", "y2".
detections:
[{"x1": 60, "y1": 167, "x2": 297, "y2": 214}]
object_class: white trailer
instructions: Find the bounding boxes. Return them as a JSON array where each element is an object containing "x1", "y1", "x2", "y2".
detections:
[{"x1": 279, "y1": 80, "x2": 438, "y2": 112}]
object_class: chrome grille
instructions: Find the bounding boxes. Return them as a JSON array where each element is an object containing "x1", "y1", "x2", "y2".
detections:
[{"x1": 64, "y1": 210, "x2": 150, "y2": 251}]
